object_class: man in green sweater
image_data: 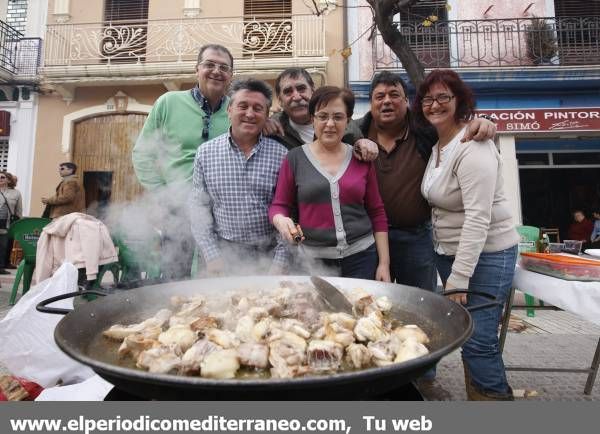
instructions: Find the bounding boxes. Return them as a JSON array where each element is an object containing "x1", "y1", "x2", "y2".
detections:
[{"x1": 132, "y1": 44, "x2": 234, "y2": 280}]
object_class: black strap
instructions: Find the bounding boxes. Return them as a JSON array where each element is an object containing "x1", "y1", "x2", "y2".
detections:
[{"x1": 0, "y1": 191, "x2": 16, "y2": 218}]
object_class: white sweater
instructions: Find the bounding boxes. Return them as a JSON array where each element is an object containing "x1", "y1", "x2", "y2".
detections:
[{"x1": 422, "y1": 138, "x2": 519, "y2": 289}]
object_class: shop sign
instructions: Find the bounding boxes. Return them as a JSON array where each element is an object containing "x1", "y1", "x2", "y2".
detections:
[{"x1": 476, "y1": 108, "x2": 600, "y2": 133}]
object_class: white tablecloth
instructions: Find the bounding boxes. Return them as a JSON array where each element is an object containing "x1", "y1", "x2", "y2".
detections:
[{"x1": 513, "y1": 265, "x2": 600, "y2": 326}]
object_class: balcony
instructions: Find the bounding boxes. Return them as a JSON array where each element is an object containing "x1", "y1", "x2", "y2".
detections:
[
  {"x1": 373, "y1": 16, "x2": 600, "y2": 70},
  {"x1": 42, "y1": 14, "x2": 326, "y2": 85},
  {"x1": 0, "y1": 19, "x2": 42, "y2": 83}
]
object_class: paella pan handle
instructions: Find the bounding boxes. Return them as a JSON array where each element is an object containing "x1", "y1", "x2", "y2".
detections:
[
  {"x1": 443, "y1": 290, "x2": 500, "y2": 312},
  {"x1": 36, "y1": 290, "x2": 108, "y2": 315}
]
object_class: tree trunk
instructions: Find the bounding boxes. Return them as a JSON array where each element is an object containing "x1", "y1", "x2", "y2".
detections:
[{"x1": 366, "y1": 0, "x2": 426, "y2": 87}]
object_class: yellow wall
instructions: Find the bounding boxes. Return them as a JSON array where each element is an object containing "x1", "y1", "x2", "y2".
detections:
[
  {"x1": 32, "y1": 1, "x2": 346, "y2": 214},
  {"x1": 30, "y1": 85, "x2": 164, "y2": 216}
]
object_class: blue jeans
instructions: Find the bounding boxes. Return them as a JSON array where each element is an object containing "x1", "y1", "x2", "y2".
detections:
[
  {"x1": 388, "y1": 223, "x2": 437, "y2": 292},
  {"x1": 320, "y1": 243, "x2": 378, "y2": 280},
  {"x1": 389, "y1": 223, "x2": 438, "y2": 380},
  {"x1": 436, "y1": 245, "x2": 518, "y2": 395}
]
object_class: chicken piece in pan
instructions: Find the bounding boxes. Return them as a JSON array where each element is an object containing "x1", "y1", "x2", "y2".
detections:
[
  {"x1": 200, "y1": 349, "x2": 240, "y2": 379},
  {"x1": 345, "y1": 343, "x2": 372, "y2": 369},
  {"x1": 180, "y1": 338, "x2": 221, "y2": 375},
  {"x1": 158, "y1": 324, "x2": 198, "y2": 352},
  {"x1": 102, "y1": 309, "x2": 172, "y2": 341},
  {"x1": 237, "y1": 342, "x2": 270, "y2": 369},
  {"x1": 136, "y1": 345, "x2": 182, "y2": 374},
  {"x1": 307, "y1": 340, "x2": 344, "y2": 373}
]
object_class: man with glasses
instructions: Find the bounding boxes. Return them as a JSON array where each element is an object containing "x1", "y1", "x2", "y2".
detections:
[
  {"x1": 132, "y1": 44, "x2": 234, "y2": 280},
  {"x1": 41, "y1": 163, "x2": 86, "y2": 219},
  {"x1": 189, "y1": 79, "x2": 289, "y2": 276},
  {"x1": 266, "y1": 67, "x2": 378, "y2": 160}
]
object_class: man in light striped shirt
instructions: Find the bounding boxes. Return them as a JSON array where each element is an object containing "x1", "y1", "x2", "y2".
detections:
[{"x1": 190, "y1": 79, "x2": 289, "y2": 275}]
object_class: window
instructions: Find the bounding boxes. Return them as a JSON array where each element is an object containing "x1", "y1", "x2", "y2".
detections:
[
  {"x1": 554, "y1": 0, "x2": 600, "y2": 65},
  {"x1": 517, "y1": 153, "x2": 550, "y2": 166},
  {"x1": 243, "y1": 0, "x2": 292, "y2": 58},
  {"x1": 101, "y1": 0, "x2": 149, "y2": 63},
  {"x1": 397, "y1": 0, "x2": 449, "y2": 67}
]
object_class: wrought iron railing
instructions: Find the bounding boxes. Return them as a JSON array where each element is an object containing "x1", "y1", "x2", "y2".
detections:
[
  {"x1": 0, "y1": 20, "x2": 41, "y2": 77},
  {"x1": 374, "y1": 16, "x2": 600, "y2": 69},
  {"x1": 44, "y1": 15, "x2": 324, "y2": 66}
]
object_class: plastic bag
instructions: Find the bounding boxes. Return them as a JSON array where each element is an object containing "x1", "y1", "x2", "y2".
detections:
[
  {"x1": 0, "y1": 263, "x2": 95, "y2": 387},
  {"x1": 35, "y1": 375, "x2": 113, "y2": 401}
]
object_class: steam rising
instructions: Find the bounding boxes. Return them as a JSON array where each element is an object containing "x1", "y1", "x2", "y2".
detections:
[{"x1": 90, "y1": 132, "x2": 341, "y2": 281}]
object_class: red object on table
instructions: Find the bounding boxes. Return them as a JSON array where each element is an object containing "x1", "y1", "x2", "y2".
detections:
[{"x1": 0, "y1": 376, "x2": 44, "y2": 401}]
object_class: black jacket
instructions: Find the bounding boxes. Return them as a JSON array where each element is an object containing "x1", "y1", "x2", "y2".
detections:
[{"x1": 354, "y1": 111, "x2": 438, "y2": 162}]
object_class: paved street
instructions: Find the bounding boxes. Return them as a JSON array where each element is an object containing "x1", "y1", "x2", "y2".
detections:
[{"x1": 1, "y1": 274, "x2": 598, "y2": 401}]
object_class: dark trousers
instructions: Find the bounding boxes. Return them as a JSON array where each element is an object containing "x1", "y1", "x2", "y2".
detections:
[
  {"x1": 319, "y1": 243, "x2": 378, "y2": 280},
  {"x1": 0, "y1": 233, "x2": 8, "y2": 270},
  {"x1": 388, "y1": 222, "x2": 438, "y2": 291}
]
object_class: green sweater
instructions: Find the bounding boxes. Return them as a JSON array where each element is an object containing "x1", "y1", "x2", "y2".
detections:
[{"x1": 132, "y1": 90, "x2": 230, "y2": 189}]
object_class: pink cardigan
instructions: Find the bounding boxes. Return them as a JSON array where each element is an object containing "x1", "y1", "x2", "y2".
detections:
[{"x1": 35, "y1": 213, "x2": 118, "y2": 283}]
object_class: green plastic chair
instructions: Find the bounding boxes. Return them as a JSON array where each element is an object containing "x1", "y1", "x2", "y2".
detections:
[
  {"x1": 8, "y1": 217, "x2": 52, "y2": 305},
  {"x1": 517, "y1": 225, "x2": 541, "y2": 317},
  {"x1": 100, "y1": 231, "x2": 162, "y2": 286}
]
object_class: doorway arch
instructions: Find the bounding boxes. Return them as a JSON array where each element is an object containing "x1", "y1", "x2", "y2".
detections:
[{"x1": 72, "y1": 113, "x2": 147, "y2": 211}]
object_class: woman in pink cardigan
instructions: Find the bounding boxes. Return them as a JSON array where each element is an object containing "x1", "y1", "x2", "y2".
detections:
[{"x1": 269, "y1": 86, "x2": 390, "y2": 282}]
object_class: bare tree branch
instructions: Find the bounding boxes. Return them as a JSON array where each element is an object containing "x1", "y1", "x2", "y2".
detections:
[{"x1": 365, "y1": 0, "x2": 425, "y2": 86}]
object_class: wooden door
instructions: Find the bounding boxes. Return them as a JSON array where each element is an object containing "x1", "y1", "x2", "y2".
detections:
[{"x1": 73, "y1": 113, "x2": 146, "y2": 204}]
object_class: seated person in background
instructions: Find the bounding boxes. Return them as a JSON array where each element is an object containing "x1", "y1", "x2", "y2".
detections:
[
  {"x1": 567, "y1": 209, "x2": 593, "y2": 247},
  {"x1": 591, "y1": 210, "x2": 600, "y2": 248},
  {"x1": 269, "y1": 86, "x2": 390, "y2": 282}
]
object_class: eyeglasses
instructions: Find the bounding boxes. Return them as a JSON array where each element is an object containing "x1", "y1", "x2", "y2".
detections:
[
  {"x1": 199, "y1": 61, "x2": 232, "y2": 74},
  {"x1": 202, "y1": 115, "x2": 211, "y2": 140},
  {"x1": 314, "y1": 112, "x2": 347, "y2": 123},
  {"x1": 421, "y1": 94, "x2": 455, "y2": 107}
]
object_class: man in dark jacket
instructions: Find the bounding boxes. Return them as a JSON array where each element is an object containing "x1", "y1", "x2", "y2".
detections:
[{"x1": 267, "y1": 67, "x2": 376, "y2": 160}]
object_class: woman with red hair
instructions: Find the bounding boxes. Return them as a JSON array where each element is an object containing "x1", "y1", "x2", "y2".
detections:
[{"x1": 415, "y1": 70, "x2": 519, "y2": 400}]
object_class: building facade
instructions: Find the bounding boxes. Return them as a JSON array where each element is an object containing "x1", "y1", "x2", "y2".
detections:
[
  {"x1": 0, "y1": 0, "x2": 44, "y2": 214},
  {"x1": 348, "y1": 0, "x2": 600, "y2": 239},
  {"x1": 29, "y1": 0, "x2": 346, "y2": 216}
]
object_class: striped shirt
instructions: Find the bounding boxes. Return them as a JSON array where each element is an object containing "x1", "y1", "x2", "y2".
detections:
[{"x1": 190, "y1": 131, "x2": 289, "y2": 267}]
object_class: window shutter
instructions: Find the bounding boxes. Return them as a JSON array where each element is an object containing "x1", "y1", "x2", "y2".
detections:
[
  {"x1": 101, "y1": 0, "x2": 150, "y2": 63},
  {"x1": 104, "y1": 0, "x2": 150, "y2": 22},
  {"x1": 243, "y1": 0, "x2": 292, "y2": 58},
  {"x1": 243, "y1": 0, "x2": 292, "y2": 18},
  {"x1": 554, "y1": 0, "x2": 600, "y2": 17}
]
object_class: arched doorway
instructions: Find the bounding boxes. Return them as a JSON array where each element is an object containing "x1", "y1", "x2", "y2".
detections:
[{"x1": 73, "y1": 113, "x2": 146, "y2": 215}]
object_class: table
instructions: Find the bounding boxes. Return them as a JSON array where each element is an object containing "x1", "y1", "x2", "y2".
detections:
[{"x1": 498, "y1": 265, "x2": 600, "y2": 394}]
